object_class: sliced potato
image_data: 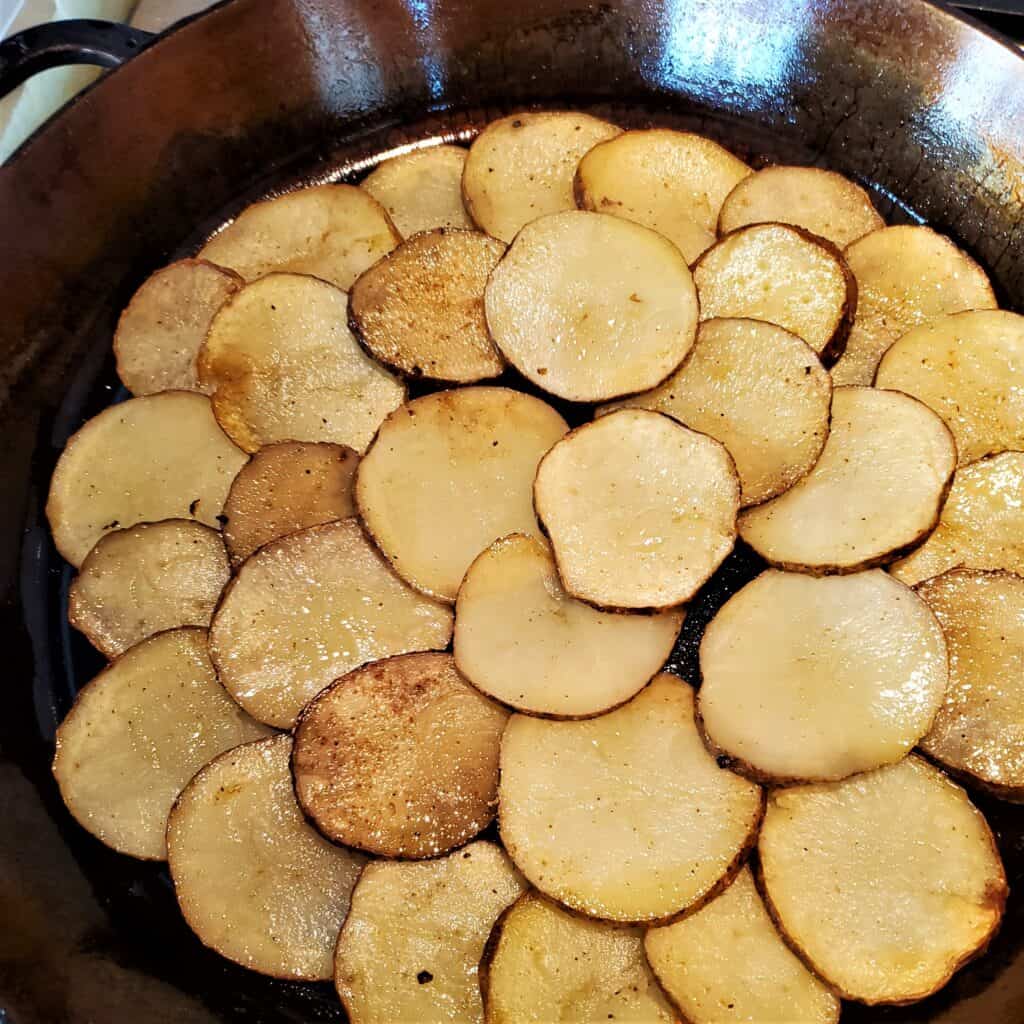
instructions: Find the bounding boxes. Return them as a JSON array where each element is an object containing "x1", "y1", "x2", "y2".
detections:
[
  {"x1": 52, "y1": 628, "x2": 271, "y2": 860},
  {"x1": 484, "y1": 210, "x2": 699, "y2": 401},
  {"x1": 645, "y1": 868, "x2": 840, "y2": 1024},
  {"x1": 831, "y1": 225, "x2": 997, "y2": 386},
  {"x1": 738, "y1": 387, "x2": 956, "y2": 573},
  {"x1": 499, "y1": 675, "x2": 763, "y2": 923},
  {"x1": 698, "y1": 569, "x2": 948, "y2": 783},
  {"x1": 533, "y1": 409, "x2": 739, "y2": 610},
  {"x1": 209, "y1": 519, "x2": 453, "y2": 728},
  {"x1": 348, "y1": 228, "x2": 506, "y2": 383},
  {"x1": 114, "y1": 258, "x2": 242, "y2": 396},
  {"x1": 355, "y1": 387, "x2": 568, "y2": 601},
  {"x1": 461, "y1": 111, "x2": 620, "y2": 243},
  {"x1": 167, "y1": 735, "x2": 365, "y2": 980},
  {"x1": 46, "y1": 392, "x2": 247, "y2": 567},
  {"x1": 68, "y1": 520, "x2": 230, "y2": 658},
  {"x1": 574, "y1": 128, "x2": 751, "y2": 263},
  {"x1": 758, "y1": 756, "x2": 1007, "y2": 1005},
  {"x1": 335, "y1": 841, "x2": 525, "y2": 1024},
  {"x1": 292, "y1": 652, "x2": 509, "y2": 857}
]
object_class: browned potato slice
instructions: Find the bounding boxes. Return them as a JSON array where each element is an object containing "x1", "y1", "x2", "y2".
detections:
[
  {"x1": 167, "y1": 735, "x2": 365, "y2": 980},
  {"x1": 68, "y1": 520, "x2": 230, "y2": 658},
  {"x1": 831, "y1": 225, "x2": 997, "y2": 386},
  {"x1": 198, "y1": 184, "x2": 399, "y2": 291},
  {"x1": 738, "y1": 387, "x2": 956, "y2": 573},
  {"x1": 292, "y1": 652, "x2": 508, "y2": 857},
  {"x1": 221, "y1": 441, "x2": 358, "y2": 567},
  {"x1": 356, "y1": 387, "x2": 568, "y2": 601},
  {"x1": 52, "y1": 628, "x2": 271, "y2": 860},
  {"x1": 484, "y1": 210, "x2": 699, "y2": 401},
  {"x1": 534, "y1": 409, "x2": 739, "y2": 610},
  {"x1": 335, "y1": 841, "x2": 525, "y2": 1024},
  {"x1": 114, "y1": 259, "x2": 242, "y2": 396},
  {"x1": 574, "y1": 128, "x2": 751, "y2": 263},
  {"x1": 462, "y1": 111, "x2": 620, "y2": 243},
  {"x1": 348, "y1": 228, "x2": 506, "y2": 383},
  {"x1": 499, "y1": 675, "x2": 763, "y2": 923},
  {"x1": 210, "y1": 519, "x2": 452, "y2": 728},
  {"x1": 758, "y1": 756, "x2": 1007, "y2": 1005},
  {"x1": 698, "y1": 569, "x2": 947, "y2": 783},
  {"x1": 46, "y1": 392, "x2": 247, "y2": 567}
]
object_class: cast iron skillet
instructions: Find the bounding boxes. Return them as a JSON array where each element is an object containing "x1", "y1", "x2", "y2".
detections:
[{"x1": 2, "y1": 1, "x2": 1024, "y2": 1020}]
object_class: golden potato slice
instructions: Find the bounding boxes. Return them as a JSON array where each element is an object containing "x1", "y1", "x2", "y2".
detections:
[
  {"x1": 831, "y1": 225, "x2": 996, "y2": 386},
  {"x1": 574, "y1": 128, "x2": 751, "y2": 263},
  {"x1": 462, "y1": 111, "x2": 620, "y2": 243},
  {"x1": 356, "y1": 387, "x2": 568, "y2": 601},
  {"x1": 484, "y1": 210, "x2": 699, "y2": 401},
  {"x1": 167, "y1": 735, "x2": 365, "y2": 980},
  {"x1": 335, "y1": 841, "x2": 525, "y2": 1024},
  {"x1": 209, "y1": 519, "x2": 452, "y2": 728},
  {"x1": 758, "y1": 756, "x2": 1007, "y2": 1005},
  {"x1": 738, "y1": 387, "x2": 956, "y2": 573},
  {"x1": 46, "y1": 392, "x2": 247, "y2": 567},
  {"x1": 499, "y1": 675, "x2": 763, "y2": 923},
  {"x1": 533, "y1": 409, "x2": 739, "y2": 610},
  {"x1": 348, "y1": 228, "x2": 506, "y2": 383},
  {"x1": 68, "y1": 520, "x2": 230, "y2": 658},
  {"x1": 52, "y1": 628, "x2": 271, "y2": 860},
  {"x1": 292, "y1": 652, "x2": 509, "y2": 857}
]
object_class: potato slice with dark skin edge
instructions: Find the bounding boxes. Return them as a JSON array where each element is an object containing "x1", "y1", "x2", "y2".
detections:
[
  {"x1": 68, "y1": 519, "x2": 231, "y2": 659},
  {"x1": 292, "y1": 652, "x2": 509, "y2": 858},
  {"x1": 348, "y1": 228, "x2": 506, "y2": 383}
]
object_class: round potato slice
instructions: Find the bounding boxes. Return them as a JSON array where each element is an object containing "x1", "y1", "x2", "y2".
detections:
[
  {"x1": 534, "y1": 409, "x2": 739, "y2": 610},
  {"x1": 335, "y1": 841, "x2": 525, "y2": 1024},
  {"x1": 644, "y1": 868, "x2": 840, "y2": 1024},
  {"x1": 292, "y1": 652, "x2": 509, "y2": 858},
  {"x1": 484, "y1": 210, "x2": 699, "y2": 402},
  {"x1": 462, "y1": 111, "x2": 621, "y2": 243},
  {"x1": 499, "y1": 674, "x2": 763, "y2": 923},
  {"x1": 454, "y1": 534, "x2": 684, "y2": 717},
  {"x1": 738, "y1": 387, "x2": 956, "y2": 573},
  {"x1": 348, "y1": 228, "x2": 506, "y2": 383},
  {"x1": 355, "y1": 387, "x2": 568, "y2": 601},
  {"x1": 758, "y1": 756, "x2": 1007, "y2": 1005},
  {"x1": 198, "y1": 183, "x2": 400, "y2": 291},
  {"x1": 167, "y1": 735, "x2": 365, "y2": 980},
  {"x1": 52, "y1": 628, "x2": 271, "y2": 860},
  {"x1": 114, "y1": 258, "x2": 242, "y2": 396},
  {"x1": 46, "y1": 392, "x2": 247, "y2": 568},
  {"x1": 698, "y1": 569, "x2": 948, "y2": 783},
  {"x1": 574, "y1": 128, "x2": 751, "y2": 263},
  {"x1": 209, "y1": 519, "x2": 453, "y2": 728},
  {"x1": 68, "y1": 520, "x2": 230, "y2": 658},
  {"x1": 830, "y1": 225, "x2": 997, "y2": 386}
]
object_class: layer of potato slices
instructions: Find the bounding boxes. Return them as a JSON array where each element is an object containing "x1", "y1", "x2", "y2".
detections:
[
  {"x1": 292, "y1": 652, "x2": 508, "y2": 857},
  {"x1": 46, "y1": 391, "x2": 247, "y2": 567},
  {"x1": 499, "y1": 675, "x2": 763, "y2": 923},
  {"x1": 698, "y1": 569, "x2": 948, "y2": 783},
  {"x1": 356, "y1": 387, "x2": 568, "y2": 601},
  {"x1": 52, "y1": 628, "x2": 271, "y2": 860},
  {"x1": 69, "y1": 519, "x2": 230, "y2": 658},
  {"x1": 758, "y1": 756, "x2": 1007, "y2": 1005},
  {"x1": 738, "y1": 386, "x2": 956, "y2": 573},
  {"x1": 461, "y1": 111, "x2": 620, "y2": 243},
  {"x1": 534, "y1": 409, "x2": 739, "y2": 610},
  {"x1": 484, "y1": 210, "x2": 699, "y2": 401},
  {"x1": 167, "y1": 735, "x2": 365, "y2": 980},
  {"x1": 209, "y1": 519, "x2": 452, "y2": 728},
  {"x1": 574, "y1": 128, "x2": 751, "y2": 263},
  {"x1": 335, "y1": 841, "x2": 525, "y2": 1024}
]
